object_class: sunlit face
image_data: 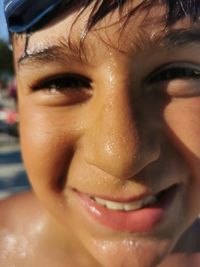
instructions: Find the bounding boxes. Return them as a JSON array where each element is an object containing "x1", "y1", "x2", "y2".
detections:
[{"x1": 13, "y1": 2, "x2": 200, "y2": 267}]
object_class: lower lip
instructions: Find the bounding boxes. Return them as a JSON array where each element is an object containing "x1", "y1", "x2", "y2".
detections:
[{"x1": 75, "y1": 186, "x2": 178, "y2": 233}]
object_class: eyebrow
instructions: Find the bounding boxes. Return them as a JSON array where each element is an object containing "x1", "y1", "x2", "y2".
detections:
[
  {"x1": 18, "y1": 28, "x2": 200, "y2": 68},
  {"x1": 18, "y1": 37, "x2": 90, "y2": 68},
  {"x1": 158, "y1": 28, "x2": 200, "y2": 48}
]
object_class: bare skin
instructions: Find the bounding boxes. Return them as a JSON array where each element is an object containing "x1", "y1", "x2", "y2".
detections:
[
  {"x1": 0, "y1": 192, "x2": 99, "y2": 267},
  {"x1": 1, "y1": 2, "x2": 200, "y2": 267},
  {"x1": 0, "y1": 192, "x2": 200, "y2": 267}
]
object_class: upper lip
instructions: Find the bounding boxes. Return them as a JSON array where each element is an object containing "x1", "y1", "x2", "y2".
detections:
[
  {"x1": 73, "y1": 184, "x2": 178, "y2": 203},
  {"x1": 89, "y1": 192, "x2": 153, "y2": 203}
]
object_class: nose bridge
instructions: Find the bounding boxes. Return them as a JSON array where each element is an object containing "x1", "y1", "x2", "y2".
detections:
[
  {"x1": 85, "y1": 73, "x2": 159, "y2": 179},
  {"x1": 100, "y1": 89, "x2": 139, "y2": 161}
]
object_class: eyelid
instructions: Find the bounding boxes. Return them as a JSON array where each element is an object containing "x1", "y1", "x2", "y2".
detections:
[{"x1": 146, "y1": 62, "x2": 200, "y2": 83}]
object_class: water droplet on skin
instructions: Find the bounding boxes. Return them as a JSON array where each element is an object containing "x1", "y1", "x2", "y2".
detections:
[
  {"x1": 106, "y1": 66, "x2": 114, "y2": 85},
  {"x1": 122, "y1": 239, "x2": 140, "y2": 250},
  {"x1": 106, "y1": 51, "x2": 116, "y2": 85},
  {"x1": 20, "y1": 251, "x2": 27, "y2": 259},
  {"x1": 30, "y1": 220, "x2": 44, "y2": 236},
  {"x1": 26, "y1": 41, "x2": 52, "y2": 56},
  {"x1": 0, "y1": 231, "x2": 33, "y2": 260},
  {"x1": 89, "y1": 206, "x2": 101, "y2": 216},
  {"x1": 105, "y1": 143, "x2": 114, "y2": 156},
  {"x1": 93, "y1": 240, "x2": 118, "y2": 254},
  {"x1": 128, "y1": 240, "x2": 134, "y2": 246},
  {"x1": 80, "y1": 29, "x2": 87, "y2": 41}
]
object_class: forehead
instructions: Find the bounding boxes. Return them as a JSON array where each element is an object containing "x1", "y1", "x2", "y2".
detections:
[
  {"x1": 12, "y1": 3, "x2": 161, "y2": 52},
  {"x1": 12, "y1": 1, "x2": 200, "y2": 67}
]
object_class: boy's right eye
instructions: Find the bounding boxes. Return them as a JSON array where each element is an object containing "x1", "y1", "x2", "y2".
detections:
[{"x1": 30, "y1": 74, "x2": 93, "y2": 105}]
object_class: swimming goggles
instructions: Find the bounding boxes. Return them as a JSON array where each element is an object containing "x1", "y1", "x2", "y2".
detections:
[{"x1": 4, "y1": 0, "x2": 63, "y2": 33}]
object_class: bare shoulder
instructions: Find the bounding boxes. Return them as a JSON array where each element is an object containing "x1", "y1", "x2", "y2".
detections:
[
  {"x1": 0, "y1": 191, "x2": 46, "y2": 266},
  {"x1": 0, "y1": 191, "x2": 45, "y2": 230},
  {"x1": 0, "y1": 192, "x2": 79, "y2": 267}
]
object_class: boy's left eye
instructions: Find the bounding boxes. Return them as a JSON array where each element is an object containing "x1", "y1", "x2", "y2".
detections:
[
  {"x1": 146, "y1": 63, "x2": 200, "y2": 98},
  {"x1": 149, "y1": 66, "x2": 200, "y2": 83}
]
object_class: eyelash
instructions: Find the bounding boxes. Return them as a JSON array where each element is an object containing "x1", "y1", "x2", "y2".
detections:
[
  {"x1": 149, "y1": 66, "x2": 200, "y2": 83},
  {"x1": 31, "y1": 66, "x2": 200, "y2": 96},
  {"x1": 32, "y1": 74, "x2": 91, "y2": 93}
]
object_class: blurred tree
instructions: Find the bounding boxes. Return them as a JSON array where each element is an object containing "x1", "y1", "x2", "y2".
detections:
[{"x1": 0, "y1": 39, "x2": 14, "y2": 77}]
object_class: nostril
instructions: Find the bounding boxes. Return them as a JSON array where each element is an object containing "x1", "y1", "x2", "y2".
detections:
[
  {"x1": 84, "y1": 129, "x2": 161, "y2": 180},
  {"x1": 83, "y1": 99, "x2": 161, "y2": 180}
]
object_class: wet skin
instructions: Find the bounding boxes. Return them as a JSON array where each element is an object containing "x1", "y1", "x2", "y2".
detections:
[{"x1": 1, "y1": 2, "x2": 200, "y2": 267}]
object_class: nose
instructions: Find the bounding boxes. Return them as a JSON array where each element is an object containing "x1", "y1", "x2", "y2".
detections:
[{"x1": 83, "y1": 70, "x2": 160, "y2": 180}]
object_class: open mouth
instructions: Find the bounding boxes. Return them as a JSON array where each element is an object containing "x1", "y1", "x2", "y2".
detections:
[
  {"x1": 90, "y1": 194, "x2": 157, "y2": 211},
  {"x1": 90, "y1": 184, "x2": 179, "y2": 211},
  {"x1": 75, "y1": 184, "x2": 180, "y2": 233}
]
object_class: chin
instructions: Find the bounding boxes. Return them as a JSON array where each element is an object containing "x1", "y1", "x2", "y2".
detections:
[{"x1": 87, "y1": 235, "x2": 175, "y2": 267}]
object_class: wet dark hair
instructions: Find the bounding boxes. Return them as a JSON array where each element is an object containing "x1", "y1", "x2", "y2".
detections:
[
  {"x1": 12, "y1": 0, "x2": 200, "y2": 57},
  {"x1": 41, "y1": 0, "x2": 200, "y2": 32},
  {"x1": 21, "y1": 0, "x2": 199, "y2": 35}
]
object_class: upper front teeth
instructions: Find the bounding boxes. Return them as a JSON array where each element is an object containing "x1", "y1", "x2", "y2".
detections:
[{"x1": 92, "y1": 195, "x2": 157, "y2": 211}]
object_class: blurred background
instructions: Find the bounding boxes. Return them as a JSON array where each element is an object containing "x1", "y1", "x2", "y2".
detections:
[{"x1": 0, "y1": 0, "x2": 30, "y2": 200}]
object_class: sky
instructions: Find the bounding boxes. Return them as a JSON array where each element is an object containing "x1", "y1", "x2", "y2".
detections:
[{"x1": 0, "y1": 0, "x2": 8, "y2": 41}]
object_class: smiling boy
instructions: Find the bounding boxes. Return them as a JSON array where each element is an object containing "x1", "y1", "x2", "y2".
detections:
[{"x1": 1, "y1": 0, "x2": 200, "y2": 267}]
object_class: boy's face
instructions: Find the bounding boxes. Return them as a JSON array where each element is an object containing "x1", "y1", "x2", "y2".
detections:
[{"x1": 13, "y1": 2, "x2": 200, "y2": 267}]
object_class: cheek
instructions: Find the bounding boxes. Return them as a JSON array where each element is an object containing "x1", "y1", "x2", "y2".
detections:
[
  {"x1": 19, "y1": 105, "x2": 77, "y2": 194},
  {"x1": 164, "y1": 99, "x2": 200, "y2": 216},
  {"x1": 164, "y1": 100, "x2": 200, "y2": 169}
]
